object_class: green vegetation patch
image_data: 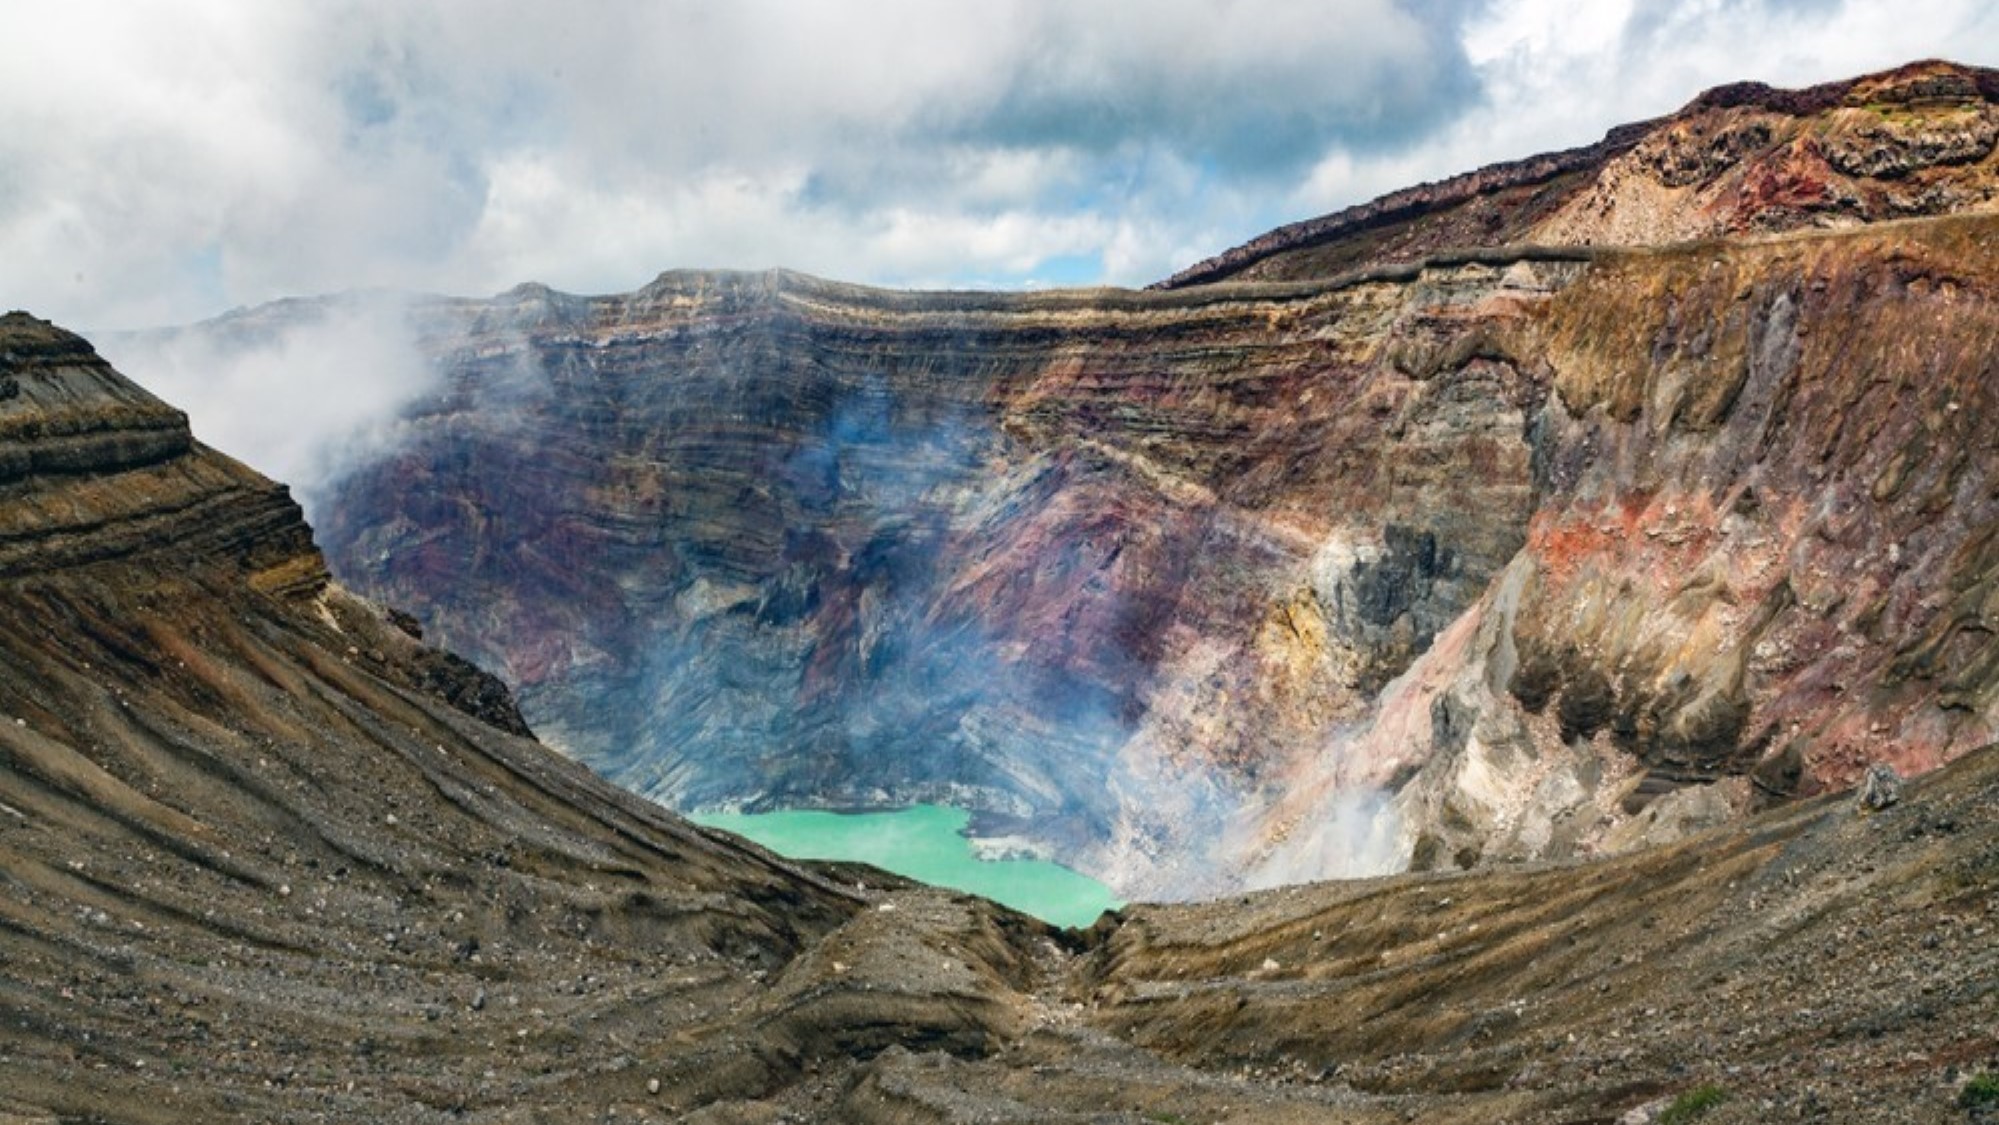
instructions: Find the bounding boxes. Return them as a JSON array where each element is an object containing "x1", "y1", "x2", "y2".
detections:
[
  {"x1": 1659, "y1": 1083, "x2": 1729, "y2": 1124},
  {"x1": 1961, "y1": 1071, "x2": 1999, "y2": 1110}
]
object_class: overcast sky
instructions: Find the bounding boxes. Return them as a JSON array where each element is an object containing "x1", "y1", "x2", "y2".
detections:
[{"x1": 4, "y1": 0, "x2": 1994, "y2": 330}]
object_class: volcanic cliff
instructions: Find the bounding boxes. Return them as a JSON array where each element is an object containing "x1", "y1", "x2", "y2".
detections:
[
  {"x1": 1159, "y1": 59, "x2": 1999, "y2": 287},
  {"x1": 3, "y1": 310, "x2": 1995, "y2": 1121},
  {"x1": 205, "y1": 60, "x2": 1999, "y2": 898}
]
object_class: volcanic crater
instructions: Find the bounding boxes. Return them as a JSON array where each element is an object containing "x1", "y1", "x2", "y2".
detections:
[{"x1": 3, "y1": 59, "x2": 1996, "y2": 1123}]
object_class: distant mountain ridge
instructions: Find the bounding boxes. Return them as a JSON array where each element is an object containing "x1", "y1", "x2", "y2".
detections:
[{"x1": 1158, "y1": 58, "x2": 1999, "y2": 288}]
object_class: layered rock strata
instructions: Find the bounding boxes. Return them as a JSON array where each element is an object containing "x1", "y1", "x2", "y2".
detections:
[{"x1": 306, "y1": 255, "x2": 1587, "y2": 895}]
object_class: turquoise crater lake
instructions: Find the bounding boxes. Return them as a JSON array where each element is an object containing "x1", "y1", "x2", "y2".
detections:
[{"x1": 691, "y1": 804, "x2": 1121, "y2": 929}]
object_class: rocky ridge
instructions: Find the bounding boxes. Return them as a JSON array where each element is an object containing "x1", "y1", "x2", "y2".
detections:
[
  {"x1": 1159, "y1": 59, "x2": 1999, "y2": 287},
  {"x1": 0, "y1": 312, "x2": 861, "y2": 1119},
  {"x1": 2, "y1": 309, "x2": 1994, "y2": 1122}
]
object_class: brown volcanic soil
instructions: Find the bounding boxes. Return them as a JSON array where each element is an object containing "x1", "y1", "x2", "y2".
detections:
[
  {"x1": 3, "y1": 310, "x2": 1997, "y2": 1123},
  {"x1": 1083, "y1": 751, "x2": 1999, "y2": 1123}
]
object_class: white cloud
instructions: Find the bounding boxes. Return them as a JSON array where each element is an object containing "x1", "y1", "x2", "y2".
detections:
[
  {"x1": 94, "y1": 297, "x2": 438, "y2": 516},
  {"x1": 0, "y1": 0, "x2": 1992, "y2": 335}
]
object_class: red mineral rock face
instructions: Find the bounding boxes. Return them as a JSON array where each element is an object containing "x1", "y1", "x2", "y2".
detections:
[{"x1": 1248, "y1": 216, "x2": 1998, "y2": 885}]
